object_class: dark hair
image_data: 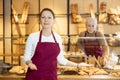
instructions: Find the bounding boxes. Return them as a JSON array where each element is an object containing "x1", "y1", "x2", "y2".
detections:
[{"x1": 40, "y1": 8, "x2": 55, "y2": 19}]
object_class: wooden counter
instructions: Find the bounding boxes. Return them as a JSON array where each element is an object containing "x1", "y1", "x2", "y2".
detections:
[{"x1": 0, "y1": 74, "x2": 120, "y2": 80}]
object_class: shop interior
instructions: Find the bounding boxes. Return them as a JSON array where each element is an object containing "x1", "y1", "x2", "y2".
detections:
[{"x1": 0, "y1": 0, "x2": 120, "y2": 80}]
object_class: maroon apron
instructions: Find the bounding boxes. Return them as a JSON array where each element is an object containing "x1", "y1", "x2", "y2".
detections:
[
  {"x1": 25, "y1": 31, "x2": 60, "y2": 80},
  {"x1": 84, "y1": 31, "x2": 103, "y2": 58}
]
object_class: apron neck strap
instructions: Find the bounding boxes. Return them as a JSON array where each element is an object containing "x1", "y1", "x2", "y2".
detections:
[
  {"x1": 39, "y1": 31, "x2": 42, "y2": 42},
  {"x1": 39, "y1": 31, "x2": 57, "y2": 43},
  {"x1": 52, "y1": 32, "x2": 57, "y2": 43}
]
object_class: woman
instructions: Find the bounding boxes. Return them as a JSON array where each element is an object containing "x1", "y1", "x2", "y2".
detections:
[
  {"x1": 24, "y1": 8, "x2": 91, "y2": 80},
  {"x1": 78, "y1": 17, "x2": 109, "y2": 66}
]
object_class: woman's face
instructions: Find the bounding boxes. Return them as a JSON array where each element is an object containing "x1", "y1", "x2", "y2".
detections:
[
  {"x1": 86, "y1": 23, "x2": 95, "y2": 33},
  {"x1": 40, "y1": 11, "x2": 54, "y2": 29}
]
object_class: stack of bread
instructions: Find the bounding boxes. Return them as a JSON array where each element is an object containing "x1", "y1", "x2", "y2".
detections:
[
  {"x1": 9, "y1": 65, "x2": 28, "y2": 74},
  {"x1": 78, "y1": 66, "x2": 108, "y2": 75}
]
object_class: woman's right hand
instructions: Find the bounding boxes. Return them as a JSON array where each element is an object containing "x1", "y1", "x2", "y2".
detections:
[{"x1": 28, "y1": 63, "x2": 37, "y2": 70}]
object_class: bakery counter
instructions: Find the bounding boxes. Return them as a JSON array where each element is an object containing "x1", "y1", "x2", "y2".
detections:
[
  {"x1": 0, "y1": 74, "x2": 120, "y2": 80},
  {"x1": 0, "y1": 74, "x2": 25, "y2": 80}
]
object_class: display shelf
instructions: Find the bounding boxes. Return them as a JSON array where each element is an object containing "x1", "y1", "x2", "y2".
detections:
[{"x1": 0, "y1": 54, "x2": 22, "y2": 56}]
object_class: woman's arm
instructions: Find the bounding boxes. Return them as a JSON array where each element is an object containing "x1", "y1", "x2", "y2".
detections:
[
  {"x1": 57, "y1": 34, "x2": 91, "y2": 68},
  {"x1": 24, "y1": 33, "x2": 39, "y2": 70},
  {"x1": 98, "y1": 31, "x2": 109, "y2": 58},
  {"x1": 97, "y1": 31, "x2": 110, "y2": 66},
  {"x1": 24, "y1": 33, "x2": 38, "y2": 64}
]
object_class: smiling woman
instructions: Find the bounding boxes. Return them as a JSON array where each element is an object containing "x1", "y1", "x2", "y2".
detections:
[
  {"x1": 24, "y1": 8, "x2": 91, "y2": 80},
  {"x1": 40, "y1": 8, "x2": 55, "y2": 30}
]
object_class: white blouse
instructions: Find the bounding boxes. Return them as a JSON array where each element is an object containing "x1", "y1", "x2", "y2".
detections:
[{"x1": 24, "y1": 31, "x2": 68, "y2": 65}]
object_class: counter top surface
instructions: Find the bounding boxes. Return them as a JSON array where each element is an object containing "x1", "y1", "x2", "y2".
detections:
[{"x1": 0, "y1": 74, "x2": 120, "y2": 80}]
